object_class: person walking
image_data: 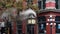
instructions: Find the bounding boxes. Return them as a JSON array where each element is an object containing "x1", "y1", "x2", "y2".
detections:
[{"x1": 0, "y1": 21, "x2": 5, "y2": 34}]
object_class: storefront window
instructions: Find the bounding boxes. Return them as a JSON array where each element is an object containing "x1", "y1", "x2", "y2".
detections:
[
  {"x1": 55, "y1": 16, "x2": 60, "y2": 33},
  {"x1": 58, "y1": 24, "x2": 60, "y2": 29},
  {"x1": 38, "y1": 0, "x2": 44, "y2": 9},
  {"x1": 41, "y1": 24, "x2": 44, "y2": 29},
  {"x1": 38, "y1": 16, "x2": 46, "y2": 33}
]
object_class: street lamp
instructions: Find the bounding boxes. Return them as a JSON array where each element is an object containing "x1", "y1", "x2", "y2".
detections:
[
  {"x1": 28, "y1": 18, "x2": 36, "y2": 24},
  {"x1": 27, "y1": 14, "x2": 36, "y2": 24},
  {"x1": 27, "y1": 15, "x2": 36, "y2": 34}
]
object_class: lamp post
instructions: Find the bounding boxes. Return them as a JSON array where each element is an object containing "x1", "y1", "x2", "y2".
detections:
[{"x1": 27, "y1": 15, "x2": 36, "y2": 34}]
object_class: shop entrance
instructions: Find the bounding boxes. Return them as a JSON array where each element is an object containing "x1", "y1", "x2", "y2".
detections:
[
  {"x1": 37, "y1": 16, "x2": 56, "y2": 34},
  {"x1": 38, "y1": 16, "x2": 46, "y2": 34}
]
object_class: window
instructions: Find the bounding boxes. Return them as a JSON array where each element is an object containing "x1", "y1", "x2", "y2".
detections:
[
  {"x1": 41, "y1": 24, "x2": 44, "y2": 29},
  {"x1": 38, "y1": 23, "x2": 46, "y2": 33},
  {"x1": 56, "y1": 23, "x2": 60, "y2": 33},
  {"x1": 57, "y1": 0, "x2": 60, "y2": 9},
  {"x1": 38, "y1": 16, "x2": 46, "y2": 22},
  {"x1": 55, "y1": 0, "x2": 60, "y2": 9},
  {"x1": 38, "y1": 0, "x2": 46, "y2": 9},
  {"x1": 55, "y1": 16, "x2": 60, "y2": 21},
  {"x1": 38, "y1": 16, "x2": 46, "y2": 33},
  {"x1": 38, "y1": 1, "x2": 41, "y2": 9},
  {"x1": 55, "y1": 0, "x2": 58, "y2": 9},
  {"x1": 43, "y1": 0, "x2": 46, "y2": 9},
  {"x1": 55, "y1": 16, "x2": 60, "y2": 33},
  {"x1": 58, "y1": 24, "x2": 60, "y2": 29}
]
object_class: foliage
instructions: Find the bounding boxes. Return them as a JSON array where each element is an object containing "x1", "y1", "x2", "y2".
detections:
[
  {"x1": 0, "y1": 0, "x2": 39, "y2": 11},
  {"x1": 0, "y1": 0, "x2": 23, "y2": 8},
  {"x1": 16, "y1": 2, "x2": 23, "y2": 9},
  {"x1": 32, "y1": 3, "x2": 39, "y2": 10}
]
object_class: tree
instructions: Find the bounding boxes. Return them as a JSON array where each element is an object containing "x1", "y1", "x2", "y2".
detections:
[
  {"x1": 5, "y1": 0, "x2": 13, "y2": 8},
  {"x1": 32, "y1": 3, "x2": 38, "y2": 10}
]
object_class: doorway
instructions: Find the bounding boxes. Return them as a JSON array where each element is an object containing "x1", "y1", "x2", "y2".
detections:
[{"x1": 37, "y1": 16, "x2": 46, "y2": 34}]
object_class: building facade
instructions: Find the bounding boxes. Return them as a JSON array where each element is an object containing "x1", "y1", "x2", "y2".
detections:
[
  {"x1": 13, "y1": 0, "x2": 60, "y2": 34},
  {"x1": 1, "y1": 0, "x2": 60, "y2": 34}
]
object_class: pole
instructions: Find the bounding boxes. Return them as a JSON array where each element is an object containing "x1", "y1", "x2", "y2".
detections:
[
  {"x1": 31, "y1": 25, "x2": 32, "y2": 34},
  {"x1": 31, "y1": 19, "x2": 32, "y2": 34},
  {"x1": 0, "y1": 26, "x2": 1, "y2": 34},
  {"x1": 8, "y1": 28, "x2": 9, "y2": 34}
]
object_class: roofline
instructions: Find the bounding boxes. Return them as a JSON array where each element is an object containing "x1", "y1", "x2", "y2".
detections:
[{"x1": 37, "y1": 9, "x2": 60, "y2": 13}]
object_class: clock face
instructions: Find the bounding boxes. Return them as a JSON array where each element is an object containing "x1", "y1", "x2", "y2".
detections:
[
  {"x1": 28, "y1": 20, "x2": 32, "y2": 24},
  {"x1": 32, "y1": 19, "x2": 36, "y2": 24},
  {"x1": 28, "y1": 19, "x2": 36, "y2": 24}
]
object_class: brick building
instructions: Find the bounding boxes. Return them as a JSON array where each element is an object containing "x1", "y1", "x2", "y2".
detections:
[
  {"x1": 0, "y1": 0, "x2": 60, "y2": 34},
  {"x1": 10, "y1": 0, "x2": 60, "y2": 34}
]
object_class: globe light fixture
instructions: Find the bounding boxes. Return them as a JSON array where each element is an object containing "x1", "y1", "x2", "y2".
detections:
[{"x1": 47, "y1": 15, "x2": 55, "y2": 21}]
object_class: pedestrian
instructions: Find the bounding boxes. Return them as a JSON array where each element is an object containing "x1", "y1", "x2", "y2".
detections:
[{"x1": 0, "y1": 22, "x2": 5, "y2": 34}]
